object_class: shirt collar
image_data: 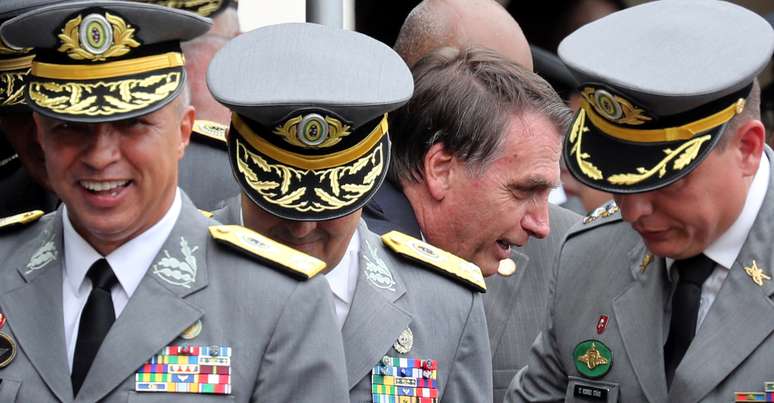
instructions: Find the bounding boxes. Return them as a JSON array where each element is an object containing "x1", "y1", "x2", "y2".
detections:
[
  {"x1": 704, "y1": 152, "x2": 769, "y2": 269},
  {"x1": 63, "y1": 188, "x2": 183, "y2": 296},
  {"x1": 325, "y1": 229, "x2": 360, "y2": 305}
]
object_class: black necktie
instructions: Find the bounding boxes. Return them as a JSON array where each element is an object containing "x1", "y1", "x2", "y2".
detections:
[
  {"x1": 71, "y1": 258, "x2": 118, "y2": 396},
  {"x1": 664, "y1": 254, "x2": 715, "y2": 387}
]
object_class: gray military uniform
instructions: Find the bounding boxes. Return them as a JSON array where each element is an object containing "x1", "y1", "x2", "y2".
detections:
[
  {"x1": 214, "y1": 199, "x2": 494, "y2": 403},
  {"x1": 178, "y1": 140, "x2": 240, "y2": 211},
  {"x1": 0, "y1": 195, "x2": 349, "y2": 402},
  {"x1": 485, "y1": 204, "x2": 580, "y2": 403},
  {"x1": 506, "y1": 150, "x2": 774, "y2": 403}
]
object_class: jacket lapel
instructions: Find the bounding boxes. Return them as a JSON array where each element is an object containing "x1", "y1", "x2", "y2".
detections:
[
  {"x1": 612, "y1": 245, "x2": 669, "y2": 403},
  {"x1": 0, "y1": 213, "x2": 73, "y2": 402},
  {"x1": 75, "y1": 198, "x2": 210, "y2": 402},
  {"x1": 341, "y1": 223, "x2": 411, "y2": 389},
  {"x1": 483, "y1": 249, "x2": 530, "y2": 353},
  {"x1": 668, "y1": 153, "x2": 774, "y2": 402}
]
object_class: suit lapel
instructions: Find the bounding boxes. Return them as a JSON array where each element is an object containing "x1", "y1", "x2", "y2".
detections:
[
  {"x1": 341, "y1": 224, "x2": 411, "y2": 389},
  {"x1": 75, "y1": 199, "x2": 209, "y2": 402},
  {"x1": 668, "y1": 155, "x2": 774, "y2": 402},
  {"x1": 484, "y1": 249, "x2": 530, "y2": 354},
  {"x1": 612, "y1": 245, "x2": 669, "y2": 403},
  {"x1": 0, "y1": 213, "x2": 73, "y2": 402}
]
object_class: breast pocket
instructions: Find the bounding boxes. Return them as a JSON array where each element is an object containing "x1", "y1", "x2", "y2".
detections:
[
  {"x1": 565, "y1": 376, "x2": 619, "y2": 403},
  {"x1": 128, "y1": 392, "x2": 235, "y2": 402},
  {"x1": 0, "y1": 379, "x2": 21, "y2": 403}
]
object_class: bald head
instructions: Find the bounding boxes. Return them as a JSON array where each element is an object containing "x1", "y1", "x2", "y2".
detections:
[{"x1": 394, "y1": 0, "x2": 532, "y2": 70}]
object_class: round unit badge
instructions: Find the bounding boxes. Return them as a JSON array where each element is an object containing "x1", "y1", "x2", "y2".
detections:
[
  {"x1": 573, "y1": 339, "x2": 612, "y2": 379},
  {"x1": 80, "y1": 14, "x2": 113, "y2": 55},
  {"x1": 180, "y1": 320, "x2": 202, "y2": 340},
  {"x1": 297, "y1": 113, "x2": 329, "y2": 146},
  {"x1": 0, "y1": 332, "x2": 16, "y2": 368}
]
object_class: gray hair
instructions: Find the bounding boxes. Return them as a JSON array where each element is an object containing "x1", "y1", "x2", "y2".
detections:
[{"x1": 388, "y1": 46, "x2": 572, "y2": 184}]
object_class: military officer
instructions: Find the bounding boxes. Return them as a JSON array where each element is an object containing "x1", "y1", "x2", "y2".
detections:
[
  {"x1": 208, "y1": 22, "x2": 493, "y2": 403},
  {"x1": 506, "y1": 1, "x2": 774, "y2": 402},
  {"x1": 0, "y1": 2, "x2": 349, "y2": 402},
  {"x1": 0, "y1": 0, "x2": 63, "y2": 217}
]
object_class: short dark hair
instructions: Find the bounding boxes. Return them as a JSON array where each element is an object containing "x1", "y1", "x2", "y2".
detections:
[{"x1": 388, "y1": 46, "x2": 572, "y2": 184}]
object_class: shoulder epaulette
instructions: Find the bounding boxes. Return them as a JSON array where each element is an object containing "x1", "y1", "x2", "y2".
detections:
[
  {"x1": 381, "y1": 231, "x2": 486, "y2": 292},
  {"x1": 0, "y1": 210, "x2": 44, "y2": 231},
  {"x1": 199, "y1": 209, "x2": 214, "y2": 218},
  {"x1": 209, "y1": 225, "x2": 326, "y2": 280},
  {"x1": 192, "y1": 120, "x2": 228, "y2": 149},
  {"x1": 582, "y1": 200, "x2": 621, "y2": 226}
]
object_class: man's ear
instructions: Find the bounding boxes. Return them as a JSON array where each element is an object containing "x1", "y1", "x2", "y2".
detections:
[
  {"x1": 423, "y1": 142, "x2": 456, "y2": 201},
  {"x1": 177, "y1": 105, "x2": 195, "y2": 160},
  {"x1": 732, "y1": 119, "x2": 765, "y2": 177}
]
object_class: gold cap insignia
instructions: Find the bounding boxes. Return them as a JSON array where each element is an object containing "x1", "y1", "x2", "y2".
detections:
[
  {"x1": 58, "y1": 13, "x2": 140, "y2": 61},
  {"x1": 273, "y1": 113, "x2": 352, "y2": 149}
]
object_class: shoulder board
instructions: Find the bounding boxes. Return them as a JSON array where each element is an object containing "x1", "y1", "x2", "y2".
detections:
[
  {"x1": 0, "y1": 210, "x2": 44, "y2": 231},
  {"x1": 199, "y1": 209, "x2": 214, "y2": 218},
  {"x1": 192, "y1": 120, "x2": 228, "y2": 149},
  {"x1": 209, "y1": 225, "x2": 326, "y2": 280},
  {"x1": 570, "y1": 200, "x2": 623, "y2": 237},
  {"x1": 381, "y1": 231, "x2": 486, "y2": 292}
]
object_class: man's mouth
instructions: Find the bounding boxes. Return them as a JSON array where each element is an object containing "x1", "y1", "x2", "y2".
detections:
[{"x1": 80, "y1": 179, "x2": 131, "y2": 195}]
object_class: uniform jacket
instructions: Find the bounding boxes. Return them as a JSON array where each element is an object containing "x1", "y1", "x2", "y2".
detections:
[
  {"x1": 0, "y1": 194, "x2": 349, "y2": 402},
  {"x1": 485, "y1": 204, "x2": 580, "y2": 403},
  {"x1": 217, "y1": 197, "x2": 494, "y2": 403},
  {"x1": 506, "y1": 149, "x2": 774, "y2": 403},
  {"x1": 363, "y1": 179, "x2": 581, "y2": 403}
]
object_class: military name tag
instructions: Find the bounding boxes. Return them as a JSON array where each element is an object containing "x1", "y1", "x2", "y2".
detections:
[
  {"x1": 135, "y1": 345, "x2": 231, "y2": 395},
  {"x1": 372, "y1": 356, "x2": 438, "y2": 403}
]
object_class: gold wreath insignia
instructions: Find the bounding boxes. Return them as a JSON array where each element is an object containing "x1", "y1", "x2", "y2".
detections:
[
  {"x1": 581, "y1": 87, "x2": 652, "y2": 126},
  {"x1": 273, "y1": 114, "x2": 352, "y2": 149},
  {"x1": 57, "y1": 13, "x2": 140, "y2": 61}
]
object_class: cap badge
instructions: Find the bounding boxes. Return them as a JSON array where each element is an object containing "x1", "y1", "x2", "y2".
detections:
[
  {"x1": 152, "y1": 237, "x2": 199, "y2": 288},
  {"x1": 581, "y1": 87, "x2": 652, "y2": 125},
  {"x1": 744, "y1": 260, "x2": 771, "y2": 287},
  {"x1": 58, "y1": 12, "x2": 140, "y2": 61},
  {"x1": 574, "y1": 340, "x2": 612, "y2": 379},
  {"x1": 273, "y1": 113, "x2": 352, "y2": 148},
  {"x1": 394, "y1": 328, "x2": 414, "y2": 354}
]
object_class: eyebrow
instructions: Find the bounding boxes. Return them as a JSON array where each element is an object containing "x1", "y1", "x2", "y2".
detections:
[{"x1": 510, "y1": 177, "x2": 560, "y2": 192}]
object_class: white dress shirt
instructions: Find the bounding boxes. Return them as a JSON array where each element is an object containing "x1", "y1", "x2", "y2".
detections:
[
  {"x1": 62, "y1": 189, "x2": 182, "y2": 371},
  {"x1": 666, "y1": 153, "x2": 769, "y2": 331},
  {"x1": 324, "y1": 230, "x2": 360, "y2": 329}
]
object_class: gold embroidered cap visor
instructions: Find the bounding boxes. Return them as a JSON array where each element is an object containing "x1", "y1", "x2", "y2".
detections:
[
  {"x1": 0, "y1": 1, "x2": 211, "y2": 123},
  {"x1": 228, "y1": 112, "x2": 391, "y2": 221},
  {"x1": 564, "y1": 84, "x2": 750, "y2": 194},
  {"x1": 133, "y1": 0, "x2": 233, "y2": 18}
]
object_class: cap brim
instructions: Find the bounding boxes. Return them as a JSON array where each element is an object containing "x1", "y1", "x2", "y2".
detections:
[
  {"x1": 228, "y1": 128, "x2": 390, "y2": 221},
  {"x1": 563, "y1": 108, "x2": 724, "y2": 194},
  {"x1": 25, "y1": 67, "x2": 184, "y2": 123}
]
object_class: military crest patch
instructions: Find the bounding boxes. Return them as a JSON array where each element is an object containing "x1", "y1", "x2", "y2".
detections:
[
  {"x1": 574, "y1": 340, "x2": 612, "y2": 379},
  {"x1": 152, "y1": 237, "x2": 199, "y2": 288},
  {"x1": 25, "y1": 239, "x2": 57, "y2": 274},
  {"x1": 363, "y1": 239, "x2": 396, "y2": 291},
  {"x1": 583, "y1": 200, "x2": 620, "y2": 224}
]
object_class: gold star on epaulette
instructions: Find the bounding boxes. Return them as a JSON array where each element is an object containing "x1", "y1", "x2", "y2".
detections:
[{"x1": 744, "y1": 260, "x2": 771, "y2": 287}]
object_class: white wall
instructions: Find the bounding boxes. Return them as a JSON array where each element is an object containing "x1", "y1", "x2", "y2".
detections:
[{"x1": 238, "y1": 0, "x2": 355, "y2": 31}]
